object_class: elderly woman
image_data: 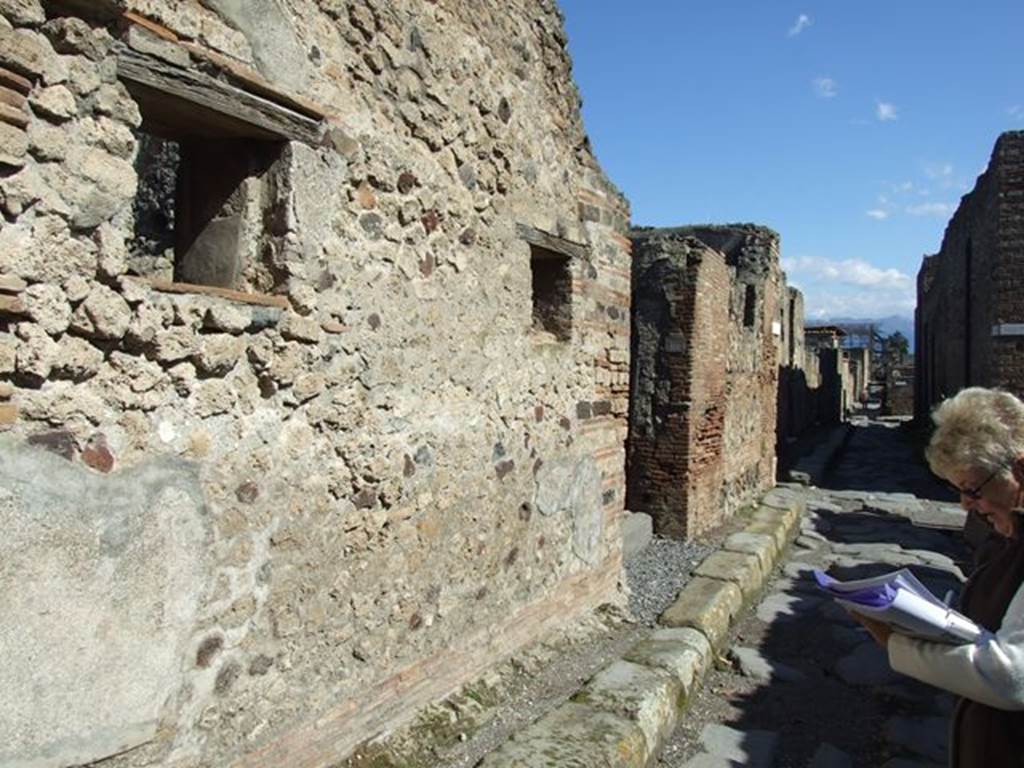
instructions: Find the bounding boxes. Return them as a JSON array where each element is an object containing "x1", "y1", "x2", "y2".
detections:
[{"x1": 856, "y1": 387, "x2": 1024, "y2": 767}]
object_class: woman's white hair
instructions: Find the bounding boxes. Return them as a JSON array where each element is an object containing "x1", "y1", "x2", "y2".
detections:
[{"x1": 926, "y1": 387, "x2": 1024, "y2": 480}]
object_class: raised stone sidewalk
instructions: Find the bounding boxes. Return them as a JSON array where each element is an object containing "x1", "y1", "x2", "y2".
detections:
[{"x1": 478, "y1": 487, "x2": 805, "y2": 767}]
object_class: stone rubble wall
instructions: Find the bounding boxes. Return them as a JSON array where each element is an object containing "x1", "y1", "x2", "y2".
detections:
[
  {"x1": 0, "y1": 1, "x2": 632, "y2": 766},
  {"x1": 916, "y1": 131, "x2": 1024, "y2": 415},
  {"x1": 626, "y1": 225, "x2": 784, "y2": 540}
]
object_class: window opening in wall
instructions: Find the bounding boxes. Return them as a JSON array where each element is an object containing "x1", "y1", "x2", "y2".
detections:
[
  {"x1": 530, "y1": 245, "x2": 572, "y2": 341},
  {"x1": 128, "y1": 129, "x2": 284, "y2": 292},
  {"x1": 743, "y1": 284, "x2": 757, "y2": 328},
  {"x1": 115, "y1": 42, "x2": 325, "y2": 293}
]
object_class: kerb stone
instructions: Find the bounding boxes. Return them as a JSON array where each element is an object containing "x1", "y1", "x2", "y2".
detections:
[
  {"x1": 754, "y1": 501, "x2": 799, "y2": 530},
  {"x1": 623, "y1": 626, "x2": 711, "y2": 700},
  {"x1": 722, "y1": 532, "x2": 777, "y2": 573},
  {"x1": 477, "y1": 701, "x2": 648, "y2": 768},
  {"x1": 659, "y1": 576, "x2": 742, "y2": 650},
  {"x1": 744, "y1": 518, "x2": 788, "y2": 552},
  {"x1": 572, "y1": 659, "x2": 680, "y2": 759},
  {"x1": 693, "y1": 550, "x2": 765, "y2": 602}
]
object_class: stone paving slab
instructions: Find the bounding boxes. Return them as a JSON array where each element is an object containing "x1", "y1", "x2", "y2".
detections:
[
  {"x1": 696, "y1": 723, "x2": 779, "y2": 768},
  {"x1": 809, "y1": 742, "x2": 853, "y2": 768}
]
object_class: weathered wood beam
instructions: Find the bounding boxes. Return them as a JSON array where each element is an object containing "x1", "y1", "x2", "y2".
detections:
[
  {"x1": 138, "y1": 277, "x2": 290, "y2": 309},
  {"x1": 114, "y1": 44, "x2": 325, "y2": 145},
  {"x1": 516, "y1": 223, "x2": 590, "y2": 261}
]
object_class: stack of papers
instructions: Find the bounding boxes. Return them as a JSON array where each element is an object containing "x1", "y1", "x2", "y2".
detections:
[{"x1": 813, "y1": 568, "x2": 984, "y2": 644}]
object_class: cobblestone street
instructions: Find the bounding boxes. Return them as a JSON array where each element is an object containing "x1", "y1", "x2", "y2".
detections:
[{"x1": 659, "y1": 418, "x2": 968, "y2": 768}]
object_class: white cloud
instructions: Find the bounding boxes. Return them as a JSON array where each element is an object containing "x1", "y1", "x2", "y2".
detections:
[
  {"x1": 906, "y1": 202, "x2": 957, "y2": 217},
  {"x1": 866, "y1": 209, "x2": 889, "y2": 220},
  {"x1": 785, "y1": 254, "x2": 915, "y2": 318},
  {"x1": 788, "y1": 14, "x2": 812, "y2": 37},
  {"x1": 924, "y1": 162, "x2": 953, "y2": 180},
  {"x1": 782, "y1": 255, "x2": 912, "y2": 289},
  {"x1": 813, "y1": 77, "x2": 837, "y2": 99},
  {"x1": 803, "y1": 290, "x2": 916, "y2": 320},
  {"x1": 876, "y1": 101, "x2": 898, "y2": 121}
]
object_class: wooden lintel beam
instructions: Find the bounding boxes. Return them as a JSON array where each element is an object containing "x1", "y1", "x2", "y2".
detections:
[
  {"x1": 114, "y1": 44, "x2": 325, "y2": 145},
  {"x1": 139, "y1": 277, "x2": 290, "y2": 309},
  {"x1": 516, "y1": 223, "x2": 590, "y2": 261}
]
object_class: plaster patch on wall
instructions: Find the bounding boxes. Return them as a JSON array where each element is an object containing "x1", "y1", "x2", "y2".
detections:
[
  {"x1": 533, "y1": 455, "x2": 603, "y2": 565},
  {"x1": 0, "y1": 437, "x2": 209, "y2": 768}
]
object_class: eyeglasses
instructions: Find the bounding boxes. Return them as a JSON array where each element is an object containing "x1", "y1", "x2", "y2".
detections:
[{"x1": 949, "y1": 467, "x2": 1002, "y2": 501}]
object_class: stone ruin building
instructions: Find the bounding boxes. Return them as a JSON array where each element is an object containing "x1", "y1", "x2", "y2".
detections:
[
  {"x1": 625, "y1": 225, "x2": 786, "y2": 539},
  {"x1": 916, "y1": 130, "x2": 1024, "y2": 418},
  {"x1": 623, "y1": 225, "x2": 857, "y2": 541},
  {"x1": 0, "y1": 1, "x2": 633, "y2": 766}
]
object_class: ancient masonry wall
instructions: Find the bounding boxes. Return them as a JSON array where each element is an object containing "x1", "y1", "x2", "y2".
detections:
[
  {"x1": 0, "y1": 2, "x2": 632, "y2": 767},
  {"x1": 916, "y1": 131, "x2": 1024, "y2": 416},
  {"x1": 776, "y1": 286, "x2": 823, "y2": 451},
  {"x1": 626, "y1": 225, "x2": 782, "y2": 539}
]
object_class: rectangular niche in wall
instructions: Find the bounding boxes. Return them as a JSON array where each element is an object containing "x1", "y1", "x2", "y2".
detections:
[
  {"x1": 115, "y1": 42, "x2": 325, "y2": 293},
  {"x1": 530, "y1": 245, "x2": 572, "y2": 341},
  {"x1": 517, "y1": 224, "x2": 589, "y2": 344}
]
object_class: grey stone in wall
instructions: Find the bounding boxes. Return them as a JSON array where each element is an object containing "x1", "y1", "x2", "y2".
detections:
[
  {"x1": 0, "y1": 437, "x2": 210, "y2": 768},
  {"x1": 199, "y1": 0, "x2": 310, "y2": 92}
]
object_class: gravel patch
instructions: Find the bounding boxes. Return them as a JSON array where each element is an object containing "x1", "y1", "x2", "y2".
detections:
[{"x1": 626, "y1": 536, "x2": 717, "y2": 625}]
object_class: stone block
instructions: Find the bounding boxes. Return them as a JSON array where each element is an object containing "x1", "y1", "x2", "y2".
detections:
[
  {"x1": 743, "y1": 518, "x2": 788, "y2": 553},
  {"x1": 698, "y1": 723, "x2": 779, "y2": 768},
  {"x1": 623, "y1": 626, "x2": 711, "y2": 700},
  {"x1": 0, "y1": 120, "x2": 28, "y2": 167},
  {"x1": 693, "y1": 550, "x2": 765, "y2": 602},
  {"x1": 572, "y1": 660, "x2": 681, "y2": 759},
  {"x1": 0, "y1": 27, "x2": 49, "y2": 79},
  {"x1": 621, "y1": 511, "x2": 652, "y2": 559},
  {"x1": 29, "y1": 84, "x2": 77, "y2": 122},
  {"x1": 477, "y1": 701, "x2": 648, "y2": 768},
  {"x1": 0, "y1": 0, "x2": 46, "y2": 26},
  {"x1": 0, "y1": 403, "x2": 16, "y2": 424},
  {"x1": 126, "y1": 23, "x2": 190, "y2": 67},
  {"x1": 722, "y1": 532, "x2": 777, "y2": 573},
  {"x1": 751, "y1": 506, "x2": 796, "y2": 541},
  {"x1": 660, "y1": 576, "x2": 742, "y2": 650}
]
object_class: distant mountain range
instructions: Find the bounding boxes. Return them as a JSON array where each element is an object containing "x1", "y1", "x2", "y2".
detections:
[{"x1": 814, "y1": 315, "x2": 915, "y2": 351}]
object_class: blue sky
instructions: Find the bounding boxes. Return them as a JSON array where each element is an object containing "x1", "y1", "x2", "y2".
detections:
[{"x1": 558, "y1": 1, "x2": 1024, "y2": 321}]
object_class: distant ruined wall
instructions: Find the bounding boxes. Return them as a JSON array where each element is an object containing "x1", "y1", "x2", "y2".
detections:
[
  {"x1": 627, "y1": 225, "x2": 782, "y2": 539},
  {"x1": 0, "y1": 1, "x2": 632, "y2": 766},
  {"x1": 917, "y1": 131, "x2": 1024, "y2": 416},
  {"x1": 776, "y1": 286, "x2": 823, "y2": 450}
]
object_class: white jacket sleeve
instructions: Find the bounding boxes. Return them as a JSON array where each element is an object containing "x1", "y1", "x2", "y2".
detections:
[{"x1": 888, "y1": 580, "x2": 1024, "y2": 710}]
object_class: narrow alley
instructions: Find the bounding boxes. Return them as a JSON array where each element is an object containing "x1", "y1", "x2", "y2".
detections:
[{"x1": 658, "y1": 417, "x2": 968, "y2": 768}]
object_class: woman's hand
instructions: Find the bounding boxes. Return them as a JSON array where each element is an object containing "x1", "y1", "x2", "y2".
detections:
[{"x1": 848, "y1": 610, "x2": 894, "y2": 648}]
